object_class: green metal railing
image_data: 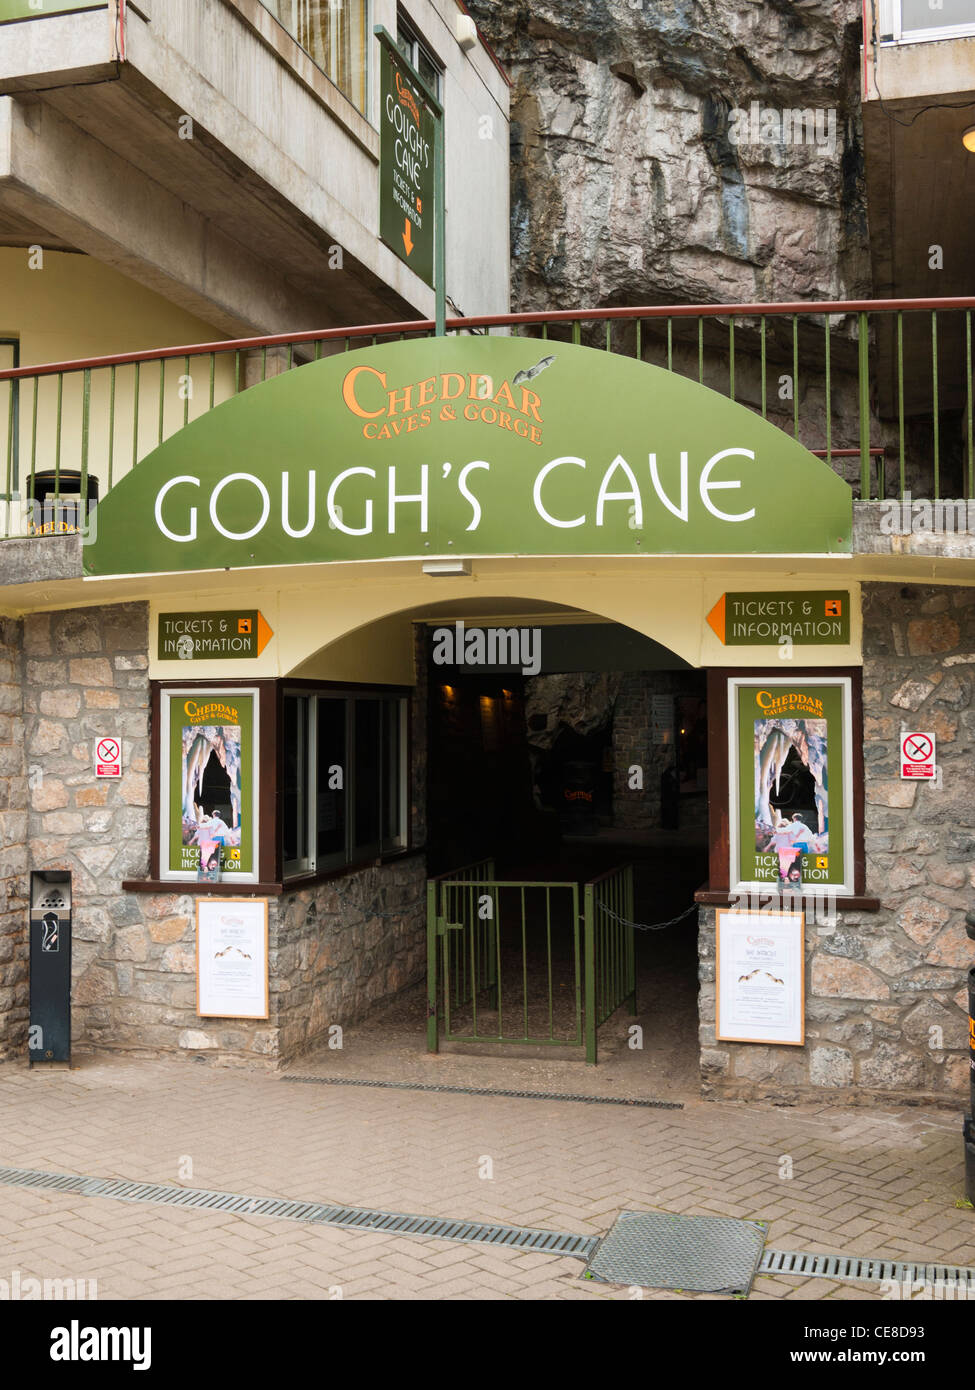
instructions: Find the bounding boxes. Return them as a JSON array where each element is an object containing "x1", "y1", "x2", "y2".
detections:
[
  {"x1": 2, "y1": 296, "x2": 975, "y2": 538},
  {"x1": 427, "y1": 859, "x2": 637, "y2": 1063},
  {"x1": 584, "y1": 863, "x2": 637, "y2": 1062}
]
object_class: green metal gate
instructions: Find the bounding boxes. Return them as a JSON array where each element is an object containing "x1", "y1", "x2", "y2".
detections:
[{"x1": 427, "y1": 861, "x2": 636, "y2": 1064}]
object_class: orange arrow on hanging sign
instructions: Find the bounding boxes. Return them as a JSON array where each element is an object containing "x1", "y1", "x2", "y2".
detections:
[
  {"x1": 256, "y1": 611, "x2": 274, "y2": 656},
  {"x1": 706, "y1": 593, "x2": 726, "y2": 643},
  {"x1": 402, "y1": 219, "x2": 414, "y2": 256}
]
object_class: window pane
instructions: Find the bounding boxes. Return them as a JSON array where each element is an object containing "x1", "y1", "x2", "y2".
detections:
[
  {"x1": 418, "y1": 48, "x2": 439, "y2": 97},
  {"x1": 902, "y1": 0, "x2": 974, "y2": 28},
  {"x1": 397, "y1": 17, "x2": 441, "y2": 98},
  {"x1": 266, "y1": 0, "x2": 370, "y2": 112},
  {"x1": 283, "y1": 695, "x2": 308, "y2": 866},
  {"x1": 354, "y1": 698, "x2": 381, "y2": 850},
  {"x1": 382, "y1": 700, "x2": 404, "y2": 847},
  {"x1": 317, "y1": 697, "x2": 347, "y2": 861}
]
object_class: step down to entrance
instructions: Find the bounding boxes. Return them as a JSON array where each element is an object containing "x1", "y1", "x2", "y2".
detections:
[{"x1": 281, "y1": 1074, "x2": 683, "y2": 1108}]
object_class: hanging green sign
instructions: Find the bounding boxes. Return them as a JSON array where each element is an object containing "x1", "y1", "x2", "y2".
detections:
[
  {"x1": 167, "y1": 692, "x2": 254, "y2": 877},
  {"x1": 83, "y1": 337, "x2": 853, "y2": 576},
  {"x1": 732, "y1": 678, "x2": 852, "y2": 894},
  {"x1": 379, "y1": 38, "x2": 437, "y2": 288}
]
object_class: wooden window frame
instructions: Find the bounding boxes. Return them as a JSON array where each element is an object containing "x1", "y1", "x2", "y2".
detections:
[
  {"x1": 128, "y1": 676, "x2": 416, "y2": 897},
  {"x1": 700, "y1": 666, "x2": 877, "y2": 911}
]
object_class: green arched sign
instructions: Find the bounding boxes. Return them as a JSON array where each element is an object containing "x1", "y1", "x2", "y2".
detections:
[{"x1": 83, "y1": 337, "x2": 852, "y2": 576}]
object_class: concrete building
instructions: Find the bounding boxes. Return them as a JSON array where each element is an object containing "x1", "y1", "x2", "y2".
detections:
[
  {"x1": 0, "y1": 1, "x2": 973, "y2": 1123},
  {"x1": 0, "y1": 0, "x2": 510, "y2": 344}
]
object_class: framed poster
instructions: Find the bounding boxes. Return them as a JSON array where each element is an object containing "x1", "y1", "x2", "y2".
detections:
[
  {"x1": 196, "y1": 898, "x2": 269, "y2": 1019},
  {"x1": 159, "y1": 688, "x2": 259, "y2": 882},
  {"x1": 716, "y1": 908, "x2": 805, "y2": 1045},
  {"x1": 728, "y1": 677, "x2": 853, "y2": 895}
]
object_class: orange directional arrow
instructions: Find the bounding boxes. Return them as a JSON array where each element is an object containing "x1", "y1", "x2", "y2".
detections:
[
  {"x1": 706, "y1": 593, "x2": 726, "y2": 643},
  {"x1": 402, "y1": 218, "x2": 414, "y2": 256},
  {"x1": 256, "y1": 611, "x2": 274, "y2": 657}
]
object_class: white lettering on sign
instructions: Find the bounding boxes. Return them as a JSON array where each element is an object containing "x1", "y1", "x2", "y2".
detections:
[{"x1": 151, "y1": 450, "x2": 759, "y2": 545}]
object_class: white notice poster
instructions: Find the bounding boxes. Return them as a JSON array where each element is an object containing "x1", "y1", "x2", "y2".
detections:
[
  {"x1": 716, "y1": 909, "x2": 804, "y2": 1045},
  {"x1": 196, "y1": 898, "x2": 269, "y2": 1019}
]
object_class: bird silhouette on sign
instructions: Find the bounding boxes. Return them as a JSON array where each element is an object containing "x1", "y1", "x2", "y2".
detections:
[{"x1": 513, "y1": 355, "x2": 556, "y2": 386}]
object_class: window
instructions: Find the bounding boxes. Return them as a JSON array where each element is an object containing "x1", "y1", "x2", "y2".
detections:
[
  {"x1": 283, "y1": 689, "x2": 407, "y2": 877},
  {"x1": 881, "y1": 0, "x2": 975, "y2": 42},
  {"x1": 396, "y1": 10, "x2": 443, "y2": 99},
  {"x1": 0, "y1": 338, "x2": 18, "y2": 501},
  {"x1": 263, "y1": 0, "x2": 371, "y2": 112}
]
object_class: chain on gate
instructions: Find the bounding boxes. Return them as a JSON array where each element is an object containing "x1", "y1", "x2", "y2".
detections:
[{"x1": 590, "y1": 901, "x2": 698, "y2": 933}]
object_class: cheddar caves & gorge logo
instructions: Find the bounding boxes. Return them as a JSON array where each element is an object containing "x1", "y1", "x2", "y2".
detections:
[
  {"x1": 341, "y1": 355, "x2": 554, "y2": 445},
  {"x1": 755, "y1": 689, "x2": 825, "y2": 718},
  {"x1": 184, "y1": 700, "x2": 240, "y2": 725}
]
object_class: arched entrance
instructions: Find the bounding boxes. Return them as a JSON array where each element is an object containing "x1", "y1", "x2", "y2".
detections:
[{"x1": 292, "y1": 594, "x2": 706, "y2": 1084}]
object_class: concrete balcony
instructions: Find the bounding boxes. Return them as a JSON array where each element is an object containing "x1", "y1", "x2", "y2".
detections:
[{"x1": 0, "y1": 0, "x2": 510, "y2": 336}]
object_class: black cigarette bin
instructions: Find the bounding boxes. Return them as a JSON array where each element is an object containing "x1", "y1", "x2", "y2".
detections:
[
  {"x1": 29, "y1": 871, "x2": 72, "y2": 1065},
  {"x1": 27, "y1": 470, "x2": 98, "y2": 536}
]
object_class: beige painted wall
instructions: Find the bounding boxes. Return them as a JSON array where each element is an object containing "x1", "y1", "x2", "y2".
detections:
[
  {"x1": 0, "y1": 248, "x2": 234, "y2": 500},
  {"x1": 137, "y1": 562, "x2": 863, "y2": 682}
]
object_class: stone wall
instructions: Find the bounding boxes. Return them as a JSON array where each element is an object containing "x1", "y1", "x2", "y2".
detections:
[
  {"x1": 613, "y1": 670, "x2": 707, "y2": 830},
  {"x1": 23, "y1": 602, "x2": 151, "y2": 1055},
  {"x1": 273, "y1": 857, "x2": 427, "y2": 1063},
  {"x1": 700, "y1": 581, "x2": 975, "y2": 1104},
  {"x1": 14, "y1": 599, "x2": 427, "y2": 1067},
  {"x1": 0, "y1": 617, "x2": 27, "y2": 1059},
  {"x1": 140, "y1": 858, "x2": 427, "y2": 1067}
]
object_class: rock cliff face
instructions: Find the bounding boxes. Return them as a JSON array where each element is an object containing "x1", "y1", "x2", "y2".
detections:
[{"x1": 468, "y1": 0, "x2": 869, "y2": 311}]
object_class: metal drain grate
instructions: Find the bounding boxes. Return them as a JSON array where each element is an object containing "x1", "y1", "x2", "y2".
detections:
[
  {"x1": 281, "y1": 1075, "x2": 683, "y2": 1109},
  {"x1": 584, "y1": 1210, "x2": 768, "y2": 1294},
  {"x1": 760, "y1": 1248, "x2": 975, "y2": 1289},
  {"x1": 3, "y1": 1165, "x2": 969, "y2": 1291},
  {"x1": 0, "y1": 1165, "x2": 597, "y2": 1258}
]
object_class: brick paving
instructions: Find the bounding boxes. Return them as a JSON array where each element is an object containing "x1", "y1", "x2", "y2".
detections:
[{"x1": 0, "y1": 1053, "x2": 972, "y2": 1300}]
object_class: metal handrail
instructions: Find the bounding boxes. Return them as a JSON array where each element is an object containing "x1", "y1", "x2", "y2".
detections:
[
  {"x1": 3, "y1": 295, "x2": 975, "y2": 534},
  {"x1": 1, "y1": 295, "x2": 974, "y2": 383}
]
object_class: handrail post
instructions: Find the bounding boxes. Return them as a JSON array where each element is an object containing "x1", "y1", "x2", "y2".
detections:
[
  {"x1": 626, "y1": 864, "x2": 636, "y2": 1013},
  {"x1": 80, "y1": 367, "x2": 91, "y2": 533},
  {"x1": 426, "y1": 880, "x2": 439, "y2": 1053},
  {"x1": 858, "y1": 310, "x2": 871, "y2": 499},
  {"x1": 584, "y1": 883, "x2": 596, "y2": 1065}
]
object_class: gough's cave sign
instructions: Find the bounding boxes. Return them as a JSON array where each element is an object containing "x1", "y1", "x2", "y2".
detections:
[{"x1": 83, "y1": 339, "x2": 852, "y2": 577}]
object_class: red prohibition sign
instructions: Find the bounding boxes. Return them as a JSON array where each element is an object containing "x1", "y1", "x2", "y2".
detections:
[
  {"x1": 903, "y1": 733, "x2": 932, "y2": 762},
  {"x1": 97, "y1": 738, "x2": 120, "y2": 763}
]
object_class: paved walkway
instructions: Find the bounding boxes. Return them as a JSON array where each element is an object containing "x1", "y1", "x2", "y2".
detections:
[{"x1": 0, "y1": 1047, "x2": 972, "y2": 1300}]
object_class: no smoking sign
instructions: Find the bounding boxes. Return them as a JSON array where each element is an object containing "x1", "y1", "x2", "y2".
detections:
[
  {"x1": 900, "y1": 730, "x2": 936, "y2": 780},
  {"x1": 94, "y1": 736, "x2": 122, "y2": 779}
]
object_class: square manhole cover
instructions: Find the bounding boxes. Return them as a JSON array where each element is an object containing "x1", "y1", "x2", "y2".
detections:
[{"x1": 584, "y1": 1210, "x2": 768, "y2": 1294}]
